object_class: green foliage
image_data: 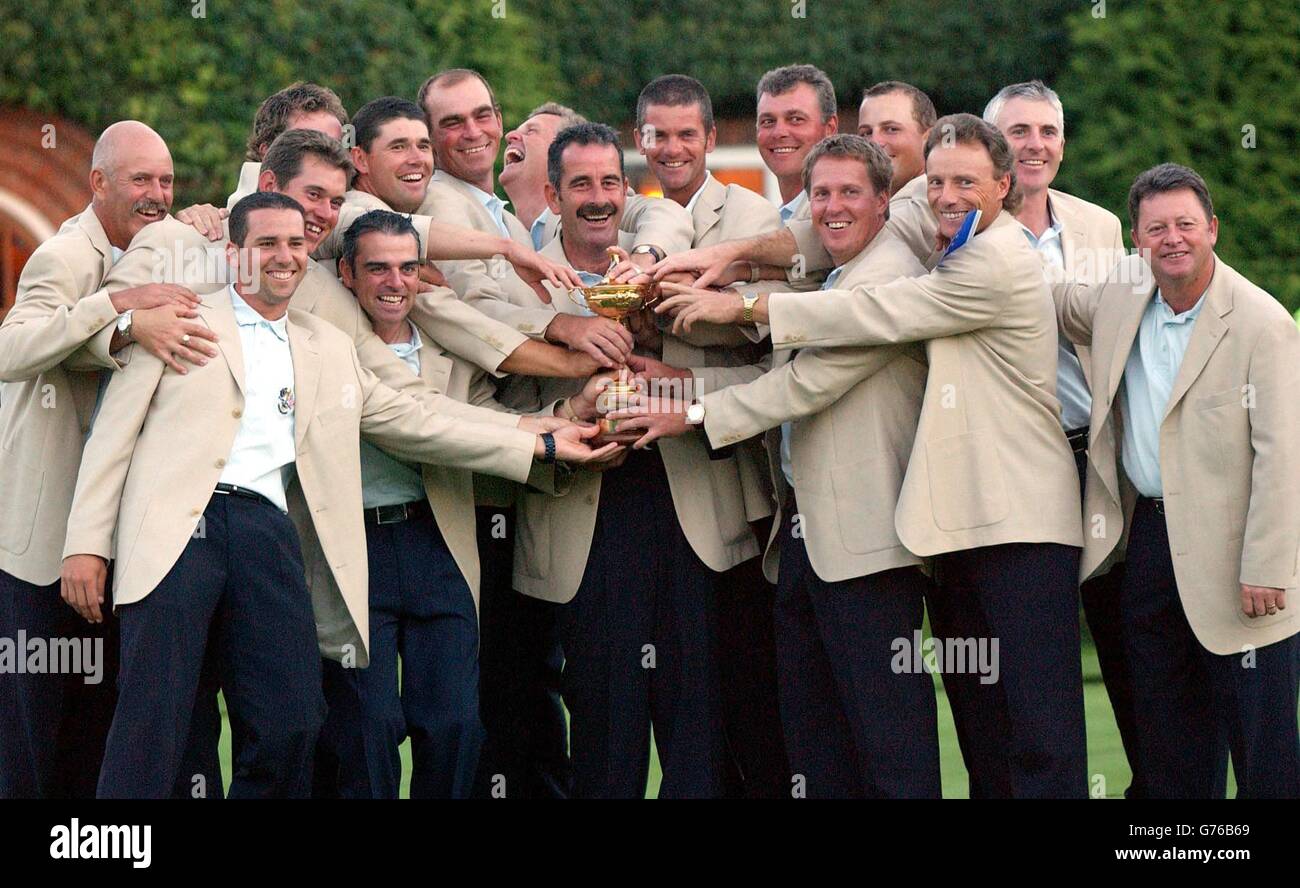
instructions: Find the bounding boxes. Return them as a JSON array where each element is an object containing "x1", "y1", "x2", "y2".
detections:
[
  {"x1": 0, "y1": 0, "x2": 559, "y2": 202},
  {"x1": 1056, "y1": 0, "x2": 1300, "y2": 311}
]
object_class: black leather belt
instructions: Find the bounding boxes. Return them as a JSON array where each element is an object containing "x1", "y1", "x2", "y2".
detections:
[
  {"x1": 214, "y1": 482, "x2": 277, "y2": 510},
  {"x1": 1141, "y1": 495, "x2": 1166, "y2": 516},
  {"x1": 1065, "y1": 426, "x2": 1089, "y2": 455},
  {"x1": 364, "y1": 499, "x2": 431, "y2": 526}
]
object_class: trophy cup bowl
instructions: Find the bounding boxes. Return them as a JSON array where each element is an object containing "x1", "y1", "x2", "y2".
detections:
[{"x1": 567, "y1": 281, "x2": 655, "y2": 434}]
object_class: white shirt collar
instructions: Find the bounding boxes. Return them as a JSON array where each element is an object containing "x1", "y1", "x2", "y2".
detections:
[
  {"x1": 683, "y1": 172, "x2": 714, "y2": 216},
  {"x1": 229, "y1": 285, "x2": 288, "y2": 341}
]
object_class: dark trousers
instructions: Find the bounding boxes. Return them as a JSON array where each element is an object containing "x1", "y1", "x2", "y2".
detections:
[
  {"x1": 929, "y1": 541, "x2": 1087, "y2": 798},
  {"x1": 716, "y1": 515, "x2": 791, "y2": 799},
  {"x1": 317, "y1": 508, "x2": 482, "y2": 799},
  {"x1": 97, "y1": 493, "x2": 324, "y2": 798},
  {"x1": 1071, "y1": 443, "x2": 1146, "y2": 798},
  {"x1": 0, "y1": 569, "x2": 118, "y2": 798},
  {"x1": 472, "y1": 505, "x2": 571, "y2": 799},
  {"x1": 1121, "y1": 497, "x2": 1300, "y2": 798},
  {"x1": 773, "y1": 502, "x2": 941, "y2": 798},
  {"x1": 559, "y1": 448, "x2": 725, "y2": 798}
]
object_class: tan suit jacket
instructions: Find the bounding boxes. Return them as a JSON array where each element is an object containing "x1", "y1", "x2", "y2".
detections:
[
  {"x1": 511, "y1": 232, "x2": 760, "y2": 603},
  {"x1": 225, "y1": 161, "x2": 261, "y2": 211},
  {"x1": 531, "y1": 190, "x2": 694, "y2": 255},
  {"x1": 1055, "y1": 255, "x2": 1300, "y2": 654},
  {"x1": 62, "y1": 293, "x2": 538, "y2": 666},
  {"x1": 0, "y1": 206, "x2": 126, "y2": 584},
  {"x1": 768, "y1": 210, "x2": 1082, "y2": 556},
  {"x1": 703, "y1": 229, "x2": 928, "y2": 582}
]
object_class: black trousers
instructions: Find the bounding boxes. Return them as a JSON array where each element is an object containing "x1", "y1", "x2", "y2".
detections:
[
  {"x1": 0, "y1": 569, "x2": 118, "y2": 798},
  {"x1": 1071, "y1": 443, "x2": 1145, "y2": 798},
  {"x1": 559, "y1": 448, "x2": 725, "y2": 798},
  {"x1": 716, "y1": 514, "x2": 791, "y2": 799},
  {"x1": 472, "y1": 505, "x2": 571, "y2": 799},
  {"x1": 929, "y1": 541, "x2": 1087, "y2": 798},
  {"x1": 1121, "y1": 497, "x2": 1300, "y2": 798},
  {"x1": 773, "y1": 502, "x2": 941, "y2": 798},
  {"x1": 317, "y1": 508, "x2": 482, "y2": 799},
  {"x1": 98, "y1": 493, "x2": 325, "y2": 799}
]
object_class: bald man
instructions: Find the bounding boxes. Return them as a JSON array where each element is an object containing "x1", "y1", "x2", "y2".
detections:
[{"x1": 0, "y1": 121, "x2": 218, "y2": 798}]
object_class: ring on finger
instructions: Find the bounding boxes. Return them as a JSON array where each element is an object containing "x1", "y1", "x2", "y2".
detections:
[{"x1": 182, "y1": 334, "x2": 191, "y2": 343}]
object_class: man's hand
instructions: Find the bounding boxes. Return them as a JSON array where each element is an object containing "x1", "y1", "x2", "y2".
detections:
[
  {"x1": 418, "y1": 261, "x2": 450, "y2": 290},
  {"x1": 518, "y1": 414, "x2": 571, "y2": 434},
  {"x1": 584, "y1": 447, "x2": 629, "y2": 473},
  {"x1": 1241, "y1": 584, "x2": 1287, "y2": 618},
  {"x1": 603, "y1": 401, "x2": 691, "y2": 449},
  {"x1": 506, "y1": 241, "x2": 584, "y2": 301},
  {"x1": 625, "y1": 305, "x2": 663, "y2": 351},
  {"x1": 539, "y1": 423, "x2": 623, "y2": 464},
  {"x1": 655, "y1": 283, "x2": 749, "y2": 336},
  {"x1": 544, "y1": 313, "x2": 633, "y2": 367},
  {"x1": 648, "y1": 242, "x2": 739, "y2": 289},
  {"x1": 567, "y1": 369, "x2": 630, "y2": 423},
  {"x1": 625, "y1": 352, "x2": 692, "y2": 386},
  {"x1": 131, "y1": 306, "x2": 220, "y2": 373},
  {"x1": 108, "y1": 283, "x2": 201, "y2": 315},
  {"x1": 61, "y1": 554, "x2": 108, "y2": 624},
  {"x1": 175, "y1": 203, "x2": 228, "y2": 242}
]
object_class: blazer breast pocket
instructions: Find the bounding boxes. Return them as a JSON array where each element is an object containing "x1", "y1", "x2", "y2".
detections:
[
  {"x1": 831, "y1": 458, "x2": 903, "y2": 554},
  {"x1": 926, "y1": 431, "x2": 1010, "y2": 532}
]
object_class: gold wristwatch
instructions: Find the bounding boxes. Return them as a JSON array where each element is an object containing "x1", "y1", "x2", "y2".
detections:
[{"x1": 741, "y1": 291, "x2": 760, "y2": 324}]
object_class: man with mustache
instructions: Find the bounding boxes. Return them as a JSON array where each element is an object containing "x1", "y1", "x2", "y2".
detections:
[
  {"x1": 0, "y1": 121, "x2": 219, "y2": 798},
  {"x1": 1053, "y1": 164, "x2": 1300, "y2": 798},
  {"x1": 658, "y1": 115, "x2": 1089, "y2": 798}
]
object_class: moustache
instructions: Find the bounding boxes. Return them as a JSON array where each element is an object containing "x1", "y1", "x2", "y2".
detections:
[
  {"x1": 132, "y1": 199, "x2": 167, "y2": 215},
  {"x1": 576, "y1": 203, "x2": 618, "y2": 220}
]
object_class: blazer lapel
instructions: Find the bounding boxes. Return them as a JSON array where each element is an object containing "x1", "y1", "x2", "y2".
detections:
[
  {"x1": 289, "y1": 318, "x2": 321, "y2": 450},
  {"x1": 199, "y1": 291, "x2": 246, "y2": 395},
  {"x1": 1162, "y1": 261, "x2": 1232, "y2": 421},
  {"x1": 418, "y1": 339, "x2": 454, "y2": 394},
  {"x1": 691, "y1": 178, "x2": 724, "y2": 244}
]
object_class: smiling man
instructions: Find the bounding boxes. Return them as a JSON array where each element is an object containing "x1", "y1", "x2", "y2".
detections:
[
  {"x1": 755, "y1": 64, "x2": 839, "y2": 223},
  {"x1": 500, "y1": 102, "x2": 587, "y2": 247}
]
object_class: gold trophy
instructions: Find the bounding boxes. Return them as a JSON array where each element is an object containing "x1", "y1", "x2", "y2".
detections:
[{"x1": 567, "y1": 247, "x2": 655, "y2": 433}]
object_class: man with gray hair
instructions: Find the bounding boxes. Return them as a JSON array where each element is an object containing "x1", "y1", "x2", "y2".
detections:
[
  {"x1": 754, "y1": 64, "x2": 839, "y2": 223},
  {"x1": 500, "y1": 102, "x2": 587, "y2": 249}
]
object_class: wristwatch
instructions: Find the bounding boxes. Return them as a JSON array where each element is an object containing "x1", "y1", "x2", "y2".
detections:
[
  {"x1": 740, "y1": 292, "x2": 760, "y2": 324},
  {"x1": 116, "y1": 309, "x2": 135, "y2": 343},
  {"x1": 630, "y1": 244, "x2": 665, "y2": 264},
  {"x1": 685, "y1": 401, "x2": 706, "y2": 426},
  {"x1": 540, "y1": 432, "x2": 557, "y2": 464}
]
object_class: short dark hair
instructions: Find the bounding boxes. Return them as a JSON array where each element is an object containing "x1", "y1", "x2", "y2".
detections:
[
  {"x1": 352, "y1": 97, "x2": 426, "y2": 152},
  {"x1": 244, "y1": 82, "x2": 348, "y2": 161},
  {"x1": 341, "y1": 210, "x2": 420, "y2": 273},
  {"x1": 636, "y1": 74, "x2": 715, "y2": 133},
  {"x1": 802, "y1": 134, "x2": 893, "y2": 199},
  {"x1": 229, "y1": 191, "x2": 305, "y2": 247},
  {"x1": 923, "y1": 113, "x2": 1022, "y2": 214},
  {"x1": 547, "y1": 122, "x2": 624, "y2": 191},
  {"x1": 863, "y1": 80, "x2": 937, "y2": 131},
  {"x1": 756, "y1": 64, "x2": 837, "y2": 123},
  {"x1": 1127, "y1": 163, "x2": 1215, "y2": 228},
  {"x1": 261, "y1": 129, "x2": 353, "y2": 191},
  {"x1": 417, "y1": 68, "x2": 501, "y2": 126}
]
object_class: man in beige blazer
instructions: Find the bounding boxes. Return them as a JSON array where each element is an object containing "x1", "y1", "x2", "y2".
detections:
[
  {"x1": 619, "y1": 135, "x2": 940, "y2": 797},
  {"x1": 659, "y1": 115, "x2": 1088, "y2": 798},
  {"x1": 60, "y1": 193, "x2": 610, "y2": 798},
  {"x1": 1053, "y1": 164, "x2": 1300, "y2": 798},
  {"x1": 0, "y1": 121, "x2": 223, "y2": 799},
  {"x1": 509, "y1": 123, "x2": 762, "y2": 798}
]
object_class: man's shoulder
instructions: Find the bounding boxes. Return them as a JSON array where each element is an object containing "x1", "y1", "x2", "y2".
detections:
[
  {"x1": 719, "y1": 183, "x2": 780, "y2": 219},
  {"x1": 128, "y1": 215, "x2": 209, "y2": 251},
  {"x1": 1215, "y1": 259, "x2": 1295, "y2": 330},
  {"x1": 1050, "y1": 188, "x2": 1122, "y2": 234},
  {"x1": 892, "y1": 174, "x2": 928, "y2": 205},
  {"x1": 288, "y1": 305, "x2": 358, "y2": 353},
  {"x1": 25, "y1": 212, "x2": 100, "y2": 268},
  {"x1": 838, "y1": 229, "x2": 926, "y2": 288}
]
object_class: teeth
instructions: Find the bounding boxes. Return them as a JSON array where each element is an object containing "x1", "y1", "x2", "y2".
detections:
[
  {"x1": 268, "y1": 270, "x2": 294, "y2": 280},
  {"x1": 772, "y1": 147, "x2": 798, "y2": 154},
  {"x1": 661, "y1": 161, "x2": 687, "y2": 168},
  {"x1": 1021, "y1": 159, "x2": 1045, "y2": 166},
  {"x1": 825, "y1": 221, "x2": 850, "y2": 229},
  {"x1": 399, "y1": 173, "x2": 424, "y2": 182},
  {"x1": 459, "y1": 145, "x2": 488, "y2": 154},
  {"x1": 1164, "y1": 251, "x2": 1188, "y2": 258},
  {"x1": 305, "y1": 223, "x2": 323, "y2": 235},
  {"x1": 583, "y1": 214, "x2": 611, "y2": 222},
  {"x1": 941, "y1": 211, "x2": 966, "y2": 220},
  {"x1": 377, "y1": 294, "x2": 403, "y2": 304},
  {"x1": 504, "y1": 148, "x2": 524, "y2": 163}
]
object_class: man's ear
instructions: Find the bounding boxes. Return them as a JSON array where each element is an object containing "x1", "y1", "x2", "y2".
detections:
[
  {"x1": 705, "y1": 127, "x2": 718, "y2": 154},
  {"x1": 350, "y1": 146, "x2": 369, "y2": 177},
  {"x1": 256, "y1": 169, "x2": 278, "y2": 193},
  {"x1": 89, "y1": 168, "x2": 108, "y2": 199},
  {"x1": 544, "y1": 181, "x2": 561, "y2": 215},
  {"x1": 338, "y1": 257, "x2": 354, "y2": 289}
]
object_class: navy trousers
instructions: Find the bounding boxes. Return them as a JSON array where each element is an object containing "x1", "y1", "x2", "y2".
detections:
[
  {"x1": 929, "y1": 541, "x2": 1087, "y2": 798},
  {"x1": 0, "y1": 570, "x2": 118, "y2": 798},
  {"x1": 1121, "y1": 497, "x2": 1300, "y2": 798},
  {"x1": 773, "y1": 502, "x2": 941, "y2": 798},
  {"x1": 559, "y1": 448, "x2": 725, "y2": 799},
  {"x1": 472, "y1": 505, "x2": 570, "y2": 799},
  {"x1": 97, "y1": 493, "x2": 324, "y2": 799},
  {"x1": 317, "y1": 507, "x2": 482, "y2": 799}
]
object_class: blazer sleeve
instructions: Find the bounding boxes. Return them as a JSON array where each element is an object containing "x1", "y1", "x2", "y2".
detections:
[
  {"x1": 787, "y1": 218, "x2": 834, "y2": 279},
  {"x1": 62, "y1": 346, "x2": 167, "y2": 559},
  {"x1": 1051, "y1": 279, "x2": 1101, "y2": 347},
  {"x1": 0, "y1": 248, "x2": 120, "y2": 381},
  {"x1": 436, "y1": 257, "x2": 560, "y2": 339},
  {"x1": 767, "y1": 240, "x2": 1013, "y2": 350},
  {"x1": 1239, "y1": 318, "x2": 1300, "y2": 589},
  {"x1": 700, "y1": 345, "x2": 909, "y2": 447},
  {"x1": 355, "y1": 355, "x2": 537, "y2": 483},
  {"x1": 407, "y1": 285, "x2": 529, "y2": 376},
  {"x1": 622, "y1": 194, "x2": 694, "y2": 254}
]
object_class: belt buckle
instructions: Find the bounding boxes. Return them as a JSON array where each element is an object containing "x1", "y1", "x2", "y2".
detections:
[
  {"x1": 375, "y1": 504, "x2": 408, "y2": 525},
  {"x1": 1150, "y1": 497, "x2": 1165, "y2": 515}
]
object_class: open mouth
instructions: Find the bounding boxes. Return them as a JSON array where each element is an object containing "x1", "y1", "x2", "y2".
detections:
[
  {"x1": 769, "y1": 146, "x2": 799, "y2": 155},
  {"x1": 939, "y1": 210, "x2": 968, "y2": 222},
  {"x1": 504, "y1": 146, "x2": 524, "y2": 165},
  {"x1": 458, "y1": 144, "x2": 491, "y2": 157},
  {"x1": 660, "y1": 160, "x2": 688, "y2": 169},
  {"x1": 1161, "y1": 250, "x2": 1190, "y2": 260},
  {"x1": 1020, "y1": 158, "x2": 1047, "y2": 169},
  {"x1": 398, "y1": 172, "x2": 426, "y2": 185},
  {"x1": 824, "y1": 221, "x2": 851, "y2": 230},
  {"x1": 376, "y1": 292, "x2": 405, "y2": 304},
  {"x1": 134, "y1": 205, "x2": 165, "y2": 221},
  {"x1": 305, "y1": 222, "x2": 324, "y2": 239},
  {"x1": 267, "y1": 269, "x2": 295, "y2": 281}
]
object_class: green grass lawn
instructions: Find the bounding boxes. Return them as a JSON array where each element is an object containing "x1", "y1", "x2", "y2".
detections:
[{"x1": 216, "y1": 622, "x2": 1203, "y2": 798}]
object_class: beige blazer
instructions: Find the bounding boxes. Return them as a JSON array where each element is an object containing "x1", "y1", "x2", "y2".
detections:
[
  {"x1": 1055, "y1": 255, "x2": 1300, "y2": 654},
  {"x1": 0, "y1": 206, "x2": 125, "y2": 584},
  {"x1": 768, "y1": 210, "x2": 1082, "y2": 556},
  {"x1": 703, "y1": 228, "x2": 929, "y2": 583},
  {"x1": 225, "y1": 161, "x2": 261, "y2": 211},
  {"x1": 62, "y1": 293, "x2": 538, "y2": 666},
  {"x1": 510, "y1": 232, "x2": 760, "y2": 603}
]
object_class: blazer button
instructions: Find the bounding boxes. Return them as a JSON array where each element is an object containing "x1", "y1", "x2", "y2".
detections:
[
  {"x1": 190, "y1": 508, "x2": 201, "y2": 517},
  {"x1": 215, "y1": 458, "x2": 226, "y2": 468},
  {"x1": 585, "y1": 494, "x2": 596, "y2": 505},
  {"x1": 232, "y1": 408, "x2": 243, "y2": 419}
]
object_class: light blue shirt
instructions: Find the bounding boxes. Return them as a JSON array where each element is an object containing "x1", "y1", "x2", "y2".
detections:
[
  {"x1": 1120, "y1": 287, "x2": 1208, "y2": 498},
  {"x1": 780, "y1": 266, "x2": 843, "y2": 489},
  {"x1": 530, "y1": 211, "x2": 552, "y2": 251},
  {"x1": 218, "y1": 286, "x2": 296, "y2": 511},
  {"x1": 359, "y1": 323, "x2": 427, "y2": 508},
  {"x1": 568, "y1": 268, "x2": 604, "y2": 317},
  {"x1": 1021, "y1": 218, "x2": 1092, "y2": 431},
  {"x1": 779, "y1": 191, "x2": 808, "y2": 224},
  {"x1": 470, "y1": 186, "x2": 510, "y2": 238}
]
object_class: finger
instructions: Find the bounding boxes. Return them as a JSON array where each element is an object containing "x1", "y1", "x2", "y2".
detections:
[
  {"x1": 183, "y1": 323, "x2": 220, "y2": 350},
  {"x1": 1242, "y1": 588, "x2": 1256, "y2": 617},
  {"x1": 695, "y1": 265, "x2": 724, "y2": 289},
  {"x1": 159, "y1": 350, "x2": 189, "y2": 375},
  {"x1": 528, "y1": 279, "x2": 552, "y2": 304},
  {"x1": 609, "y1": 322, "x2": 635, "y2": 352},
  {"x1": 1277, "y1": 591, "x2": 1287, "y2": 611},
  {"x1": 172, "y1": 345, "x2": 210, "y2": 367},
  {"x1": 633, "y1": 429, "x2": 658, "y2": 449},
  {"x1": 589, "y1": 442, "x2": 622, "y2": 460}
]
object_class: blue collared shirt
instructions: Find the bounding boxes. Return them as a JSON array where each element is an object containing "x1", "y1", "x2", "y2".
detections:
[
  {"x1": 359, "y1": 323, "x2": 428, "y2": 508},
  {"x1": 1120, "y1": 287, "x2": 1208, "y2": 498},
  {"x1": 779, "y1": 191, "x2": 808, "y2": 224},
  {"x1": 469, "y1": 186, "x2": 510, "y2": 238},
  {"x1": 1021, "y1": 217, "x2": 1092, "y2": 431},
  {"x1": 218, "y1": 285, "x2": 296, "y2": 511},
  {"x1": 780, "y1": 266, "x2": 844, "y2": 489},
  {"x1": 530, "y1": 211, "x2": 552, "y2": 251}
]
